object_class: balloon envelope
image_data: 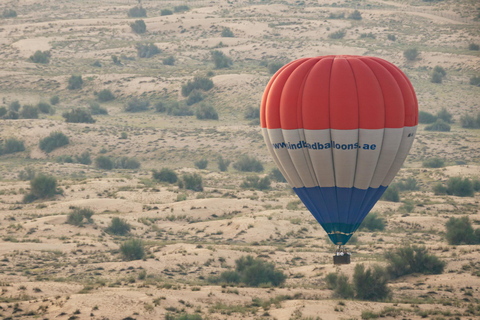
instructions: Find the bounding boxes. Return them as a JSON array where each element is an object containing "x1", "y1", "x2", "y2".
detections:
[{"x1": 261, "y1": 55, "x2": 418, "y2": 245}]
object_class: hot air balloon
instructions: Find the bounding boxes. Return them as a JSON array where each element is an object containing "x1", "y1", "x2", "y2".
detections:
[{"x1": 260, "y1": 55, "x2": 418, "y2": 262}]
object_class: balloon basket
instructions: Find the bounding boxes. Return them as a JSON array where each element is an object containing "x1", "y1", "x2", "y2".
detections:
[{"x1": 333, "y1": 246, "x2": 351, "y2": 265}]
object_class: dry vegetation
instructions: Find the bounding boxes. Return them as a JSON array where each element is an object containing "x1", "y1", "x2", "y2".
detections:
[{"x1": 0, "y1": 0, "x2": 479, "y2": 319}]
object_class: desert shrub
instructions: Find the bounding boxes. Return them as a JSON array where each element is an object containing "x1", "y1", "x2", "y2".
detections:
[
  {"x1": 174, "y1": 5, "x2": 190, "y2": 12},
  {"x1": 9, "y1": 100, "x2": 20, "y2": 112},
  {"x1": 181, "y1": 76, "x2": 214, "y2": 97},
  {"x1": 186, "y1": 90, "x2": 204, "y2": 106},
  {"x1": 120, "y1": 239, "x2": 145, "y2": 261},
  {"x1": 468, "y1": 43, "x2": 479, "y2": 51},
  {"x1": 269, "y1": 168, "x2": 287, "y2": 182},
  {"x1": 56, "y1": 155, "x2": 73, "y2": 163},
  {"x1": 433, "y1": 65, "x2": 446, "y2": 77},
  {"x1": 75, "y1": 151, "x2": 91, "y2": 165},
  {"x1": 196, "y1": 103, "x2": 218, "y2": 120},
  {"x1": 241, "y1": 175, "x2": 271, "y2": 190},
  {"x1": 470, "y1": 75, "x2": 480, "y2": 86},
  {"x1": 39, "y1": 132, "x2": 69, "y2": 153},
  {"x1": 62, "y1": 108, "x2": 95, "y2": 123},
  {"x1": 152, "y1": 168, "x2": 178, "y2": 183},
  {"x1": 381, "y1": 185, "x2": 399, "y2": 202},
  {"x1": 195, "y1": 158, "x2": 208, "y2": 169},
  {"x1": 460, "y1": 112, "x2": 480, "y2": 128},
  {"x1": 324, "y1": 272, "x2": 354, "y2": 298},
  {"x1": 387, "y1": 34, "x2": 396, "y2": 41},
  {"x1": 360, "y1": 32, "x2": 376, "y2": 39},
  {"x1": 67, "y1": 208, "x2": 94, "y2": 227},
  {"x1": 404, "y1": 48, "x2": 419, "y2": 61},
  {"x1": 423, "y1": 157, "x2": 444, "y2": 168},
  {"x1": 418, "y1": 111, "x2": 437, "y2": 124},
  {"x1": 106, "y1": 217, "x2": 131, "y2": 236},
  {"x1": 431, "y1": 71, "x2": 443, "y2": 83},
  {"x1": 67, "y1": 75, "x2": 83, "y2": 90},
  {"x1": 29, "y1": 174, "x2": 57, "y2": 199},
  {"x1": 233, "y1": 155, "x2": 263, "y2": 172},
  {"x1": 221, "y1": 27, "x2": 234, "y2": 37},
  {"x1": 425, "y1": 119, "x2": 450, "y2": 132},
  {"x1": 0, "y1": 107, "x2": 6, "y2": 117},
  {"x1": 136, "y1": 43, "x2": 160, "y2": 58},
  {"x1": 29, "y1": 50, "x2": 51, "y2": 64},
  {"x1": 50, "y1": 95, "x2": 59, "y2": 105},
  {"x1": 4, "y1": 110, "x2": 19, "y2": 119},
  {"x1": 166, "y1": 313, "x2": 201, "y2": 320},
  {"x1": 436, "y1": 107, "x2": 453, "y2": 123},
  {"x1": 92, "y1": 60, "x2": 102, "y2": 67},
  {"x1": 183, "y1": 173, "x2": 203, "y2": 191},
  {"x1": 95, "y1": 156, "x2": 114, "y2": 170},
  {"x1": 115, "y1": 157, "x2": 141, "y2": 169},
  {"x1": 2, "y1": 9, "x2": 17, "y2": 18},
  {"x1": 328, "y1": 12, "x2": 345, "y2": 19},
  {"x1": 244, "y1": 106, "x2": 260, "y2": 120},
  {"x1": 161, "y1": 9, "x2": 173, "y2": 16},
  {"x1": 446, "y1": 176, "x2": 474, "y2": 197},
  {"x1": 124, "y1": 97, "x2": 150, "y2": 112},
  {"x1": 472, "y1": 178, "x2": 480, "y2": 192},
  {"x1": 353, "y1": 264, "x2": 391, "y2": 301},
  {"x1": 111, "y1": 55, "x2": 121, "y2": 65},
  {"x1": 0, "y1": 138, "x2": 25, "y2": 155},
  {"x1": 128, "y1": 6, "x2": 146, "y2": 17},
  {"x1": 89, "y1": 102, "x2": 108, "y2": 115},
  {"x1": 19, "y1": 105, "x2": 39, "y2": 119},
  {"x1": 395, "y1": 177, "x2": 418, "y2": 191},
  {"x1": 166, "y1": 102, "x2": 193, "y2": 116},
  {"x1": 213, "y1": 255, "x2": 286, "y2": 287},
  {"x1": 446, "y1": 216, "x2": 479, "y2": 245},
  {"x1": 360, "y1": 212, "x2": 385, "y2": 231},
  {"x1": 433, "y1": 182, "x2": 447, "y2": 195},
  {"x1": 130, "y1": 19, "x2": 146, "y2": 33},
  {"x1": 211, "y1": 50, "x2": 232, "y2": 69},
  {"x1": 217, "y1": 156, "x2": 230, "y2": 172},
  {"x1": 37, "y1": 102, "x2": 52, "y2": 114},
  {"x1": 348, "y1": 10, "x2": 362, "y2": 20},
  {"x1": 120, "y1": 132, "x2": 127, "y2": 139},
  {"x1": 267, "y1": 61, "x2": 284, "y2": 75},
  {"x1": 18, "y1": 167, "x2": 36, "y2": 181},
  {"x1": 97, "y1": 89, "x2": 115, "y2": 102},
  {"x1": 385, "y1": 246, "x2": 445, "y2": 279},
  {"x1": 328, "y1": 30, "x2": 346, "y2": 39},
  {"x1": 163, "y1": 55, "x2": 175, "y2": 65}
]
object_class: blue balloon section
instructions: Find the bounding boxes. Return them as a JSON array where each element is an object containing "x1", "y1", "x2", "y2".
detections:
[{"x1": 293, "y1": 186, "x2": 388, "y2": 245}]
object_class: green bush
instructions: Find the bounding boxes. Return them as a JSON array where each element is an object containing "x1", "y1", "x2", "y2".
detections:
[
  {"x1": 106, "y1": 217, "x2": 131, "y2": 236},
  {"x1": 395, "y1": 177, "x2": 418, "y2": 191},
  {"x1": 111, "y1": 55, "x2": 121, "y2": 65},
  {"x1": 95, "y1": 156, "x2": 114, "y2": 170},
  {"x1": 460, "y1": 112, "x2": 480, "y2": 128},
  {"x1": 241, "y1": 175, "x2": 271, "y2": 190},
  {"x1": 3, "y1": 110, "x2": 19, "y2": 119},
  {"x1": 50, "y1": 95, "x2": 59, "y2": 105},
  {"x1": 97, "y1": 89, "x2": 115, "y2": 102},
  {"x1": 195, "y1": 158, "x2": 208, "y2": 169},
  {"x1": 62, "y1": 108, "x2": 95, "y2": 123},
  {"x1": 115, "y1": 157, "x2": 141, "y2": 169},
  {"x1": 387, "y1": 34, "x2": 396, "y2": 41},
  {"x1": 37, "y1": 102, "x2": 52, "y2": 114},
  {"x1": 431, "y1": 71, "x2": 443, "y2": 83},
  {"x1": 166, "y1": 102, "x2": 193, "y2": 116},
  {"x1": 186, "y1": 90, "x2": 204, "y2": 106},
  {"x1": 324, "y1": 272, "x2": 354, "y2": 298},
  {"x1": 433, "y1": 65, "x2": 446, "y2": 77},
  {"x1": 385, "y1": 246, "x2": 445, "y2": 279},
  {"x1": 0, "y1": 138, "x2": 25, "y2": 155},
  {"x1": 20, "y1": 105, "x2": 39, "y2": 119},
  {"x1": 217, "y1": 156, "x2": 230, "y2": 172},
  {"x1": 66, "y1": 208, "x2": 94, "y2": 227},
  {"x1": 348, "y1": 10, "x2": 362, "y2": 20},
  {"x1": 161, "y1": 9, "x2": 173, "y2": 16},
  {"x1": 269, "y1": 168, "x2": 287, "y2": 182},
  {"x1": 152, "y1": 168, "x2": 178, "y2": 183},
  {"x1": 174, "y1": 5, "x2": 190, "y2": 13},
  {"x1": 423, "y1": 157, "x2": 444, "y2": 168},
  {"x1": 445, "y1": 216, "x2": 479, "y2": 245},
  {"x1": 436, "y1": 107, "x2": 453, "y2": 123},
  {"x1": 28, "y1": 174, "x2": 58, "y2": 200},
  {"x1": 196, "y1": 103, "x2": 218, "y2": 120},
  {"x1": 29, "y1": 50, "x2": 51, "y2": 64},
  {"x1": 328, "y1": 30, "x2": 346, "y2": 39},
  {"x1": 360, "y1": 32, "x2": 376, "y2": 39},
  {"x1": 166, "y1": 313, "x2": 201, "y2": 320},
  {"x1": 56, "y1": 155, "x2": 74, "y2": 163},
  {"x1": 221, "y1": 27, "x2": 234, "y2": 37},
  {"x1": 183, "y1": 173, "x2": 203, "y2": 191},
  {"x1": 0, "y1": 106, "x2": 6, "y2": 117},
  {"x1": 136, "y1": 43, "x2": 160, "y2": 58},
  {"x1": 244, "y1": 106, "x2": 260, "y2": 120},
  {"x1": 233, "y1": 155, "x2": 264, "y2": 172},
  {"x1": 67, "y1": 75, "x2": 83, "y2": 90},
  {"x1": 124, "y1": 97, "x2": 150, "y2": 112},
  {"x1": 328, "y1": 12, "x2": 345, "y2": 19},
  {"x1": 213, "y1": 255, "x2": 286, "y2": 287},
  {"x1": 39, "y1": 132, "x2": 69, "y2": 153},
  {"x1": 120, "y1": 239, "x2": 145, "y2": 261},
  {"x1": 9, "y1": 100, "x2": 20, "y2": 112},
  {"x1": 130, "y1": 20, "x2": 146, "y2": 33},
  {"x1": 89, "y1": 102, "x2": 108, "y2": 115},
  {"x1": 181, "y1": 76, "x2": 214, "y2": 97},
  {"x1": 446, "y1": 176, "x2": 474, "y2": 197},
  {"x1": 163, "y1": 55, "x2": 175, "y2": 65},
  {"x1": 470, "y1": 75, "x2": 480, "y2": 86},
  {"x1": 381, "y1": 185, "x2": 399, "y2": 202},
  {"x1": 425, "y1": 119, "x2": 450, "y2": 132},
  {"x1": 18, "y1": 167, "x2": 36, "y2": 181},
  {"x1": 267, "y1": 61, "x2": 284, "y2": 75},
  {"x1": 211, "y1": 50, "x2": 232, "y2": 69},
  {"x1": 404, "y1": 48, "x2": 419, "y2": 61},
  {"x1": 2, "y1": 9, "x2": 17, "y2": 18},
  {"x1": 353, "y1": 264, "x2": 391, "y2": 301},
  {"x1": 360, "y1": 212, "x2": 385, "y2": 231},
  {"x1": 433, "y1": 182, "x2": 447, "y2": 195},
  {"x1": 468, "y1": 43, "x2": 479, "y2": 51},
  {"x1": 128, "y1": 6, "x2": 146, "y2": 17}
]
